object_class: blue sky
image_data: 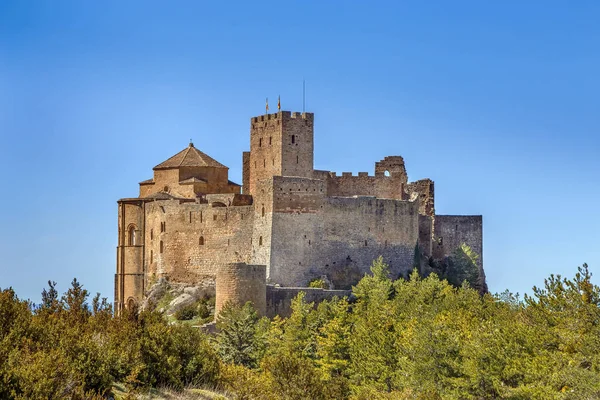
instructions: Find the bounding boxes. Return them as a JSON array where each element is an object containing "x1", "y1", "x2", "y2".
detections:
[{"x1": 0, "y1": 1, "x2": 598, "y2": 303}]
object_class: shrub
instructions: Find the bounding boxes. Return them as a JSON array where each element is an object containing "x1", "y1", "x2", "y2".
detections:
[
  {"x1": 309, "y1": 278, "x2": 328, "y2": 289},
  {"x1": 175, "y1": 304, "x2": 198, "y2": 321},
  {"x1": 197, "y1": 302, "x2": 211, "y2": 319}
]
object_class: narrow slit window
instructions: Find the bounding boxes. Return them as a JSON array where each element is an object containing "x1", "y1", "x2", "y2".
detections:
[
  {"x1": 160, "y1": 241, "x2": 164, "y2": 253},
  {"x1": 199, "y1": 236, "x2": 205, "y2": 246},
  {"x1": 262, "y1": 205, "x2": 265, "y2": 217},
  {"x1": 269, "y1": 136, "x2": 272, "y2": 145},
  {"x1": 259, "y1": 138, "x2": 262, "y2": 147},
  {"x1": 259, "y1": 236, "x2": 263, "y2": 245},
  {"x1": 291, "y1": 134, "x2": 295, "y2": 144}
]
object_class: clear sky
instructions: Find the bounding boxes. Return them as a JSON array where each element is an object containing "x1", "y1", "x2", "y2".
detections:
[{"x1": 1, "y1": 1, "x2": 598, "y2": 303}]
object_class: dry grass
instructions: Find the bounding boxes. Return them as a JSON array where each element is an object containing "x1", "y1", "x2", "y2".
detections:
[{"x1": 111, "y1": 383, "x2": 229, "y2": 400}]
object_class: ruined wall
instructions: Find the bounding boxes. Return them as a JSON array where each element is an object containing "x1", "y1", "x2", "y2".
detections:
[
  {"x1": 215, "y1": 263, "x2": 266, "y2": 317},
  {"x1": 266, "y1": 286, "x2": 351, "y2": 318},
  {"x1": 406, "y1": 179, "x2": 435, "y2": 216},
  {"x1": 375, "y1": 156, "x2": 408, "y2": 179},
  {"x1": 323, "y1": 156, "x2": 407, "y2": 200},
  {"x1": 144, "y1": 199, "x2": 254, "y2": 285},
  {"x1": 269, "y1": 179, "x2": 420, "y2": 287},
  {"x1": 433, "y1": 215, "x2": 483, "y2": 267}
]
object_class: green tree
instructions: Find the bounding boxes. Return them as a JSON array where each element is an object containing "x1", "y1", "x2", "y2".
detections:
[{"x1": 215, "y1": 302, "x2": 267, "y2": 368}]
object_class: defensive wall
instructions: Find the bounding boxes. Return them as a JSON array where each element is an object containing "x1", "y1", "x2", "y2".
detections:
[
  {"x1": 213, "y1": 262, "x2": 351, "y2": 319},
  {"x1": 266, "y1": 285, "x2": 352, "y2": 318},
  {"x1": 268, "y1": 174, "x2": 420, "y2": 287}
]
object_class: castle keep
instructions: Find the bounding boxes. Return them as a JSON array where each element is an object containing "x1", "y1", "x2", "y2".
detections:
[{"x1": 115, "y1": 111, "x2": 483, "y2": 313}]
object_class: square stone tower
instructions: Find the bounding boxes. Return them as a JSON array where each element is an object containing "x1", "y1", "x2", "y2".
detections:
[{"x1": 244, "y1": 111, "x2": 314, "y2": 195}]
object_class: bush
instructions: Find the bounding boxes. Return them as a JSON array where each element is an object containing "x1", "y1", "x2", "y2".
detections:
[
  {"x1": 309, "y1": 278, "x2": 328, "y2": 289},
  {"x1": 197, "y1": 302, "x2": 211, "y2": 319},
  {"x1": 175, "y1": 304, "x2": 198, "y2": 321}
]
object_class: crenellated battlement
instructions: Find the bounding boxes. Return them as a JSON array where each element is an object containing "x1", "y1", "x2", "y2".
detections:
[
  {"x1": 331, "y1": 171, "x2": 389, "y2": 178},
  {"x1": 251, "y1": 111, "x2": 314, "y2": 124}
]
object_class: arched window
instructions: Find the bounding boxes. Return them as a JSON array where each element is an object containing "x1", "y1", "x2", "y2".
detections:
[
  {"x1": 128, "y1": 225, "x2": 137, "y2": 246},
  {"x1": 261, "y1": 205, "x2": 265, "y2": 217},
  {"x1": 127, "y1": 298, "x2": 137, "y2": 311},
  {"x1": 259, "y1": 236, "x2": 263, "y2": 246},
  {"x1": 199, "y1": 236, "x2": 205, "y2": 246}
]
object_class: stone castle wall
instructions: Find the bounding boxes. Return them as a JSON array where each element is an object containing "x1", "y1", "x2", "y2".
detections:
[
  {"x1": 433, "y1": 215, "x2": 483, "y2": 268},
  {"x1": 266, "y1": 286, "x2": 351, "y2": 318},
  {"x1": 144, "y1": 199, "x2": 254, "y2": 285},
  {"x1": 268, "y1": 175, "x2": 420, "y2": 287},
  {"x1": 325, "y1": 172, "x2": 405, "y2": 200}
]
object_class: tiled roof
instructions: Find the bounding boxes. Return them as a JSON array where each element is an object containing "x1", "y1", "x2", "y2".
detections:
[
  {"x1": 153, "y1": 143, "x2": 227, "y2": 170},
  {"x1": 139, "y1": 178, "x2": 154, "y2": 185}
]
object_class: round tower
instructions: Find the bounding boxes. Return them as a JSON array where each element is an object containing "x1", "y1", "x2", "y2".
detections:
[{"x1": 215, "y1": 263, "x2": 267, "y2": 317}]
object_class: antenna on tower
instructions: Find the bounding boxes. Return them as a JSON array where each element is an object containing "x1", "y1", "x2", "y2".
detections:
[{"x1": 302, "y1": 79, "x2": 306, "y2": 113}]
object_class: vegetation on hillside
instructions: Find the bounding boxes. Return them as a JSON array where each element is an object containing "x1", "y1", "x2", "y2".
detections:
[{"x1": 1, "y1": 258, "x2": 600, "y2": 399}]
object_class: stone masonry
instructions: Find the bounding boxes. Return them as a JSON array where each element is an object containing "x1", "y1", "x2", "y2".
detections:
[{"x1": 114, "y1": 110, "x2": 484, "y2": 314}]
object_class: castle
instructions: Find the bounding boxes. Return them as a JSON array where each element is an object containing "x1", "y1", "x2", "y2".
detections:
[{"x1": 115, "y1": 110, "x2": 483, "y2": 314}]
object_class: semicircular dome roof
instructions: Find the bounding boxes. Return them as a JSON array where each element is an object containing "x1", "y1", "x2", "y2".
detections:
[{"x1": 153, "y1": 143, "x2": 227, "y2": 170}]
